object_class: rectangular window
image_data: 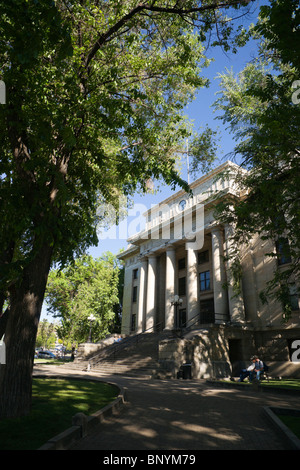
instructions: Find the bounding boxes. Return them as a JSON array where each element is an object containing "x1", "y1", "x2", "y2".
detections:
[
  {"x1": 198, "y1": 250, "x2": 209, "y2": 264},
  {"x1": 200, "y1": 271, "x2": 210, "y2": 291},
  {"x1": 132, "y1": 286, "x2": 137, "y2": 303},
  {"x1": 178, "y1": 277, "x2": 186, "y2": 296},
  {"x1": 178, "y1": 309, "x2": 187, "y2": 329},
  {"x1": 276, "y1": 238, "x2": 292, "y2": 265},
  {"x1": 200, "y1": 299, "x2": 214, "y2": 323},
  {"x1": 178, "y1": 257, "x2": 186, "y2": 270},
  {"x1": 133, "y1": 268, "x2": 138, "y2": 280},
  {"x1": 289, "y1": 284, "x2": 299, "y2": 311}
]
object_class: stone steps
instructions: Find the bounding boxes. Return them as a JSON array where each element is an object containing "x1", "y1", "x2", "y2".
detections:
[
  {"x1": 68, "y1": 357, "x2": 158, "y2": 377},
  {"x1": 64, "y1": 331, "x2": 173, "y2": 377},
  {"x1": 92, "y1": 359, "x2": 159, "y2": 377},
  {"x1": 91, "y1": 334, "x2": 161, "y2": 376}
]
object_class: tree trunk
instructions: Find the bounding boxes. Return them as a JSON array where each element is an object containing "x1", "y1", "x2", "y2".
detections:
[{"x1": 0, "y1": 243, "x2": 53, "y2": 418}]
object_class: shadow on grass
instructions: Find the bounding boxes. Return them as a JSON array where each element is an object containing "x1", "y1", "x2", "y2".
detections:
[{"x1": 0, "y1": 378, "x2": 119, "y2": 450}]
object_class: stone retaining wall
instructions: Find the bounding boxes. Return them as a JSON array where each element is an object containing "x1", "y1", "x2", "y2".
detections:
[
  {"x1": 38, "y1": 386, "x2": 127, "y2": 450},
  {"x1": 157, "y1": 325, "x2": 300, "y2": 379}
]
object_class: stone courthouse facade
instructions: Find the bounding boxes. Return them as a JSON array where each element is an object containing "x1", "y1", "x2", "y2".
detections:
[{"x1": 118, "y1": 161, "x2": 300, "y2": 378}]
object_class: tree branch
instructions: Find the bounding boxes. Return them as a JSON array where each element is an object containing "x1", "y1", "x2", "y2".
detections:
[
  {"x1": 85, "y1": 3, "x2": 145, "y2": 68},
  {"x1": 85, "y1": 1, "x2": 252, "y2": 69}
]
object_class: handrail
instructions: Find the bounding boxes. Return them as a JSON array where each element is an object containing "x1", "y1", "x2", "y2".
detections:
[
  {"x1": 87, "y1": 311, "x2": 222, "y2": 369},
  {"x1": 183, "y1": 311, "x2": 227, "y2": 330},
  {"x1": 172, "y1": 311, "x2": 222, "y2": 338},
  {"x1": 172, "y1": 312, "x2": 200, "y2": 335},
  {"x1": 185, "y1": 313, "x2": 200, "y2": 329}
]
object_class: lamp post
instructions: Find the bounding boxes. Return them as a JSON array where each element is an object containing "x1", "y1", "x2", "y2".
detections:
[
  {"x1": 88, "y1": 314, "x2": 96, "y2": 343},
  {"x1": 171, "y1": 295, "x2": 183, "y2": 329}
]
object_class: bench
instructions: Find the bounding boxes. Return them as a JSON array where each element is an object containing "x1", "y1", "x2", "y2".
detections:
[
  {"x1": 253, "y1": 366, "x2": 270, "y2": 382},
  {"x1": 256, "y1": 372, "x2": 269, "y2": 382}
]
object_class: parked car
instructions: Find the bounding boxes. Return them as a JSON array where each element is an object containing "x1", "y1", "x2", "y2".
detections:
[{"x1": 37, "y1": 350, "x2": 56, "y2": 359}]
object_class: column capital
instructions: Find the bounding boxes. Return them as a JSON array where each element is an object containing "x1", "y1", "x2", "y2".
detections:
[
  {"x1": 224, "y1": 221, "x2": 234, "y2": 233},
  {"x1": 210, "y1": 224, "x2": 224, "y2": 235},
  {"x1": 166, "y1": 247, "x2": 176, "y2": 257},
  {"x1": 165, "y1": 245, "x2": 176, "y2": 252}
]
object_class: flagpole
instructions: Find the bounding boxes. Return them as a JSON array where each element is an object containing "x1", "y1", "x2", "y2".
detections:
[{"x1": 186, "y1": 138, "x2": 190, "y2": 184}]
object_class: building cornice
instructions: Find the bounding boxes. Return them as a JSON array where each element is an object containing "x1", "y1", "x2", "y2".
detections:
[
  {"x1": 142, "y1": 160, "x2": 245, "y2": 217},
  {"x1": 117, "y1": 161, "x2": 246, "y2": 260}
]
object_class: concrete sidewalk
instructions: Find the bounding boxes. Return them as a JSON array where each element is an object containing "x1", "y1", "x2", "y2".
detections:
[{"x1": 34, "y1": 364, "x2": 300, "y2": 451}]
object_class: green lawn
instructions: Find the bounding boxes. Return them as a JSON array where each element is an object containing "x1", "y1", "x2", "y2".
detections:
[
  {"x1": 225, "y1": 378, "x2": 300, "y2": 390},
  {"x1": 277, "y1": 415, "x2": 300, "y2": 440},
  {"x1": 34, "y1": 358, "x2": 72, "y2": 365},
  {"x1": 0, "y1": 378, "x2": 119, "y2": 450},
  {"x1": 260, "y1": 378, "x2": 300, "y2": 390},
  {"x1": 262, "y1": 380, "x2": 300, "y2": 441}
]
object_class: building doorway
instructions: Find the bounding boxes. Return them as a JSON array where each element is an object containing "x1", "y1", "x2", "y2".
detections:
[
  {"x1": 178, "y1": 308, "x2": 186, "y2": 328},
  {"x1": 131, "y1": 314, "x2": 136, "y2": 332},
  {"x1": 228, "y1": 339, "x2": 243, "y2": 376},
  {"x1": 200, "y1": 299, "x2": 214, "y2": 324}
]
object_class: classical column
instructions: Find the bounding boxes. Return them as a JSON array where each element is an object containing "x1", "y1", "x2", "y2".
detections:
[
  {"x1": 186, "y1": 246, "x2": 199, "y2": 325},
  {"x1": 211, "y1": 227, "x2": 228, "y2": 321},
  {"x1": 165, "y1": 247, "x2": 176, "y2": 329},
  {"x1": 145, "y1": 254, "x2": 157, "y2": 331},
  {"x1": 137, "y1": 257, "x2": 147, "y2": 333},
  {"x1": 224, "y1": 223, "x2": 245, "y2": 323}
]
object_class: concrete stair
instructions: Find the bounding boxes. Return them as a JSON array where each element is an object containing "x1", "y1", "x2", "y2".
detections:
[
  {"x1": 64, "y1": 331, "x2": 175, "y2": 377},
  {"x1": 91, "y1": 355, "x2": 158, "y2": 377}
]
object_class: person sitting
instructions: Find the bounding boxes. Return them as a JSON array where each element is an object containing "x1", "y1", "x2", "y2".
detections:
[
  {"x1": 238, "y1": 362, "x2": 255, "y2": 382},
  {"x1": 249, "y1": 355, "x2": 264, "y2": 382}
]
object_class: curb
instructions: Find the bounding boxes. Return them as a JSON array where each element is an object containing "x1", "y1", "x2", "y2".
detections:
[
  {"x1": 206, "y1": 379, "x2": 300, "y2": 395},
  {"x1": 37, "y1": 379, "x2": 127, "y2": 450},
  {"x1": 263, "y1": 407, "x2": 300, "y2": 451}
]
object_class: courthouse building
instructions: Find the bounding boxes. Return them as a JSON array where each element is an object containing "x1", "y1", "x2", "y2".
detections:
[{"x1": 118, "y1": 161, "x2": 300, "y2": 378}]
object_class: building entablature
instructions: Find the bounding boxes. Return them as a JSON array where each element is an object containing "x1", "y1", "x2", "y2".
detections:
[
  {"x1": 143, "y1": 161, "x2": 242, "y2": 229},
  {"x1": 118, "y1": 161, "x2": 245, "y2": 261}
]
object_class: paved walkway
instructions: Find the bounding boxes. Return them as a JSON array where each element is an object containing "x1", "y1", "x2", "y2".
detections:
[{"x1": 34, "y1": 364, "x2": 300, "y2": 451}]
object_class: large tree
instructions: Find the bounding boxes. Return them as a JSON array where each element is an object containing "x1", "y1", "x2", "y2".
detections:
[
  {"x1": 36, "y1": 320, "x2": 57, "y2": 350},
  {"x1": 45, "y1": 253, "x2": 120, "y2": 344},
  {"x1": 213, "y1": 0, "x2": 300, "y2": 320},
  {"x1": 0, "y1": 0, "x2": 254, "y2": 418}
]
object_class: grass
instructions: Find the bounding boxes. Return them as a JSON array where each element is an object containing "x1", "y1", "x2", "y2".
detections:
[
  {"x1": 34, "y1": 358, "x2": 71, "y2": 365},
  {"x1": 224, "y1": 378, "x2": 300, "y2": 390},
  {"x1": 277, "y1": 415, "x2": 300, "y2": 440},
  {"x1": 261, "y1": 379, "x2": 300, "y2": 441},
  {"x1": 259, "y1": 378, "x2": 300, "y2": 390},
  {"x1": 0, "y1": 378, "x2": 119, "y2": 450}
]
